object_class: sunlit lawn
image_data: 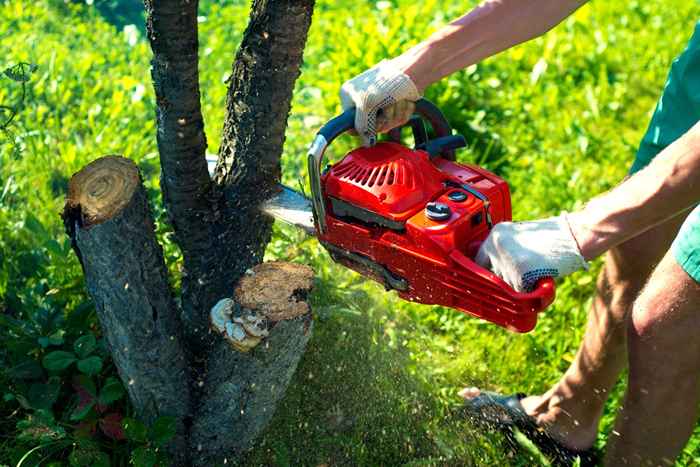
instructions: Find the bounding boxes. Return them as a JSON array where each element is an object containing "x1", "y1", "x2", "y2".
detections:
[{"x1": 2, "y1": 0, "x2": 700, "y2": 465}]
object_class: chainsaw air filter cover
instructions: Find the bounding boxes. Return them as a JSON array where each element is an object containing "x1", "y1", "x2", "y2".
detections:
[
  {"x1": 325, "y1": 142, "x2": 444, "y2": 225},
  {"x1": 308, "y1": 99, "x2": 555, "y2": 332}
]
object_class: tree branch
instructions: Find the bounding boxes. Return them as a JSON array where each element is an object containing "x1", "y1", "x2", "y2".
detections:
[
  {"x1": 169, "y1": 0, "x2": 315, "y2": 349},
  {"x1": 215, "y1": 0, "x2": 315, "y2": 194},
  {"x1": 62, "y1": 156, "x2": 191, "y2": 464},
  {"x1": 182, "y1": 0, "x2": 316, "y2": 337},
  {"x1": 143, "y1": 0, "x2": 220, "y2": 343}
]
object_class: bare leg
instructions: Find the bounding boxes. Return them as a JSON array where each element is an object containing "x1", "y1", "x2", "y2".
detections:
[
  {"x1": 461, "y1": 212, "x2": 688, "y2": 450},
  {"x1": 604, "y1": 251, "x2": 700, "y2": 466}
]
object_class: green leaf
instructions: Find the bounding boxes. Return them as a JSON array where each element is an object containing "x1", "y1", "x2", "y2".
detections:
[
  {"x1": 149, "y1": 415, "x2": 177, "y2": 445},
  {"x1": 73, "y1": 374, "x2": 96, "y2": 397},
  {"x1": 38, "y1": 331, "x2": 64, "y2": 349},
  {"x1": 70, "y1": 399, "x2": 95, "y2": 421},
  {"x1": 45, "y1": 239, "x2": 64, "y2": 256},
  {"x1": 131, "y1": 446, "x2": 157, "y2": 467},
  {"x1": 77, "y1": 356, "x2": 102, "y2": 375},
  {"x1": 122, "y1": 417, "x2": 148, "y2": 443},
  {"x1": 68, "y1": 442, "x2": 109, "y2": 467},
  {"x1": 98, "y1": 377, "x2": 125, "y2": 405},
  {"x1": 9, "y1": 359, "x2": 44, "y2": 380},
  {"x1": 42, "y1": 350, "x2": 77, "y2": 371},
  {"x1": 73, "y1": 334, "x2": 96, "y2": 359},
  {"x1": 48, "y1": 331, "x2": 65, "y2": 346},
  {"x1": 24, "y1": 212, "x2": 47, "y2": 237},
  {"x1": 27, "y1": 380, "x2": 60, "y2": 410},
  {"x1": 3, "y1": 62, "x2": 37, "y2": 82},
  {"x1": 0, "y1": 313, "x2": 32, "y2": 335},
  {"x1": 16, "y1": 411, "x2": 66, "y2": 443}
]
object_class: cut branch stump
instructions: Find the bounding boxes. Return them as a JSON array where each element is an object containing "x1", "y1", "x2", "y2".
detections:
[
  {"x1": 62, "y1": 156, "x2": 191, "y2": 463},
  {"x1": 192, "y1": 261, "x2": 314, "y2": 465}
]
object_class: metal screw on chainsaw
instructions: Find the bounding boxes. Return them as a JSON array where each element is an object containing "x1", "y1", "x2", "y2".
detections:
[
  {"x1": 448, "y1": 191, "x2": 468, "y2": 202},
  {"x1": 425, "y1": 202, "x2": 451, "y2": 221}
]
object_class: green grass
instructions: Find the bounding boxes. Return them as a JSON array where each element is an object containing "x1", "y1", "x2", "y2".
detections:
[{"x1": 2, "y1": 0, "x2": 700, "y2": 465}]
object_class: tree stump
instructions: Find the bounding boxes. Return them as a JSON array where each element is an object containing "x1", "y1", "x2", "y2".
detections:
[
  {"x1": 191, "y1": 261, "x2": 314, "y2": 465},
  {"x1": 62, "y1": 156, "x2": 191, "y2": 462}
]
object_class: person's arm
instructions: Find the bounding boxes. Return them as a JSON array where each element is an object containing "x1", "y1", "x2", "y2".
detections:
[
  {"x1": 476, "y1": 122, "x2": 700, "y2": 292},
  {"x1": 341, "y1": 0, "x2": 588, "y2": 145},
  {"x1": 569, "y1": 121, "x2": 700, "y2": 260},
  {"x1": 396, "y1": 0, "x2": 589, "y2": 92}
]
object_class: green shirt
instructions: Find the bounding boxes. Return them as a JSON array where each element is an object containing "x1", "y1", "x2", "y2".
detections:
[{"x1": 631, "y1": 21, "x2": 700, "y2": 282}]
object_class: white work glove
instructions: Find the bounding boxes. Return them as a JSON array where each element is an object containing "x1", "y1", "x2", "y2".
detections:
[
  {"x1": 475, "y1": 213, "x2": 589, "y2": 292},
  {"x1": 340, "y1": 59, "x2": 421, "y2": 146}
]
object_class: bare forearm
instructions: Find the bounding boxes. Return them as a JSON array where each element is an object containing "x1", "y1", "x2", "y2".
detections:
[
  {"x1": 395, "y1": 0, "x2": 588, "y2": 92},
  {"x1": 569, "y1": 122, "x2": 700, "y2": 260}
]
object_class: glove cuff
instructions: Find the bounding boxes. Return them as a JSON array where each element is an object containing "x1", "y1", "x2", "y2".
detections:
[
  {"x1": 381, "y1": 59, "x2": 422, "y2": 101},
  {"x1": 559, "y1": 212, "x2": 590, "y2": 272}
]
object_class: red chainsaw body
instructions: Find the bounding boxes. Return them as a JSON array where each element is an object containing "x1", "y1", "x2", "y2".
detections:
[{"x1": 318, "y1": 141, "x2": 554, "y2": 332}]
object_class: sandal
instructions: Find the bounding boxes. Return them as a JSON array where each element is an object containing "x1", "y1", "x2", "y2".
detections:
[{"x1": 461, "y1": 391, "x2": 599, "y2": 467}]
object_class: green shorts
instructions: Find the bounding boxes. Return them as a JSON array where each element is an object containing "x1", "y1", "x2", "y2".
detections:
[{"x1": 630, "y1": 21, "x2": 700, "y2": 283}]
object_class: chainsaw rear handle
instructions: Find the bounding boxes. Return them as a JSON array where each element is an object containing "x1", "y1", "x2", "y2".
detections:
[
  {"x1": 506, "y1": 277, "x2": 556, "y2": 331},
  {"x1": 309, "y1": 98, "x2": 454, "y2": 233},
  {"x1": 525, "y1": 277, "x2": 556, "y2": 311},
  {"x1": 450, "y1": 249, "x2": 556, "y2": 329}
]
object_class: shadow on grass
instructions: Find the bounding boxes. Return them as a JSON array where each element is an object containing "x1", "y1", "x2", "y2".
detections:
[{"x1": 240, "y1": 259, "x2": 550, "y2": 466}]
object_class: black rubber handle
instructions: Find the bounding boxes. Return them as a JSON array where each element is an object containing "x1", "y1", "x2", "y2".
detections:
[
  {"x1": 415, "y1": 99, "x2": 453, "y2": 143},
  {"x1": 317, "y1": 106, "x2": 355, "y2": 142},
  {"x1": 417, "y1": 135, "x2": 467, "y2": 159},
  {"x1": 317, "y1": 98, "x2": 457, "y2": 160},
  {"x1": 389, "y1": 116, "x2": 429, "y2": 148}
]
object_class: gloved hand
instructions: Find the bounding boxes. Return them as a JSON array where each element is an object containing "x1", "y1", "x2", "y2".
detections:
[
  {"x1": 340, "y1": 59, "x2": 421, "y2": 146},
  {"x1": 475, "y1": 213, "x2": 589, "y2": 292}
]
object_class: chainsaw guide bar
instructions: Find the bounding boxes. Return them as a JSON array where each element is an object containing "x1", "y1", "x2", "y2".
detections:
[{"x1": 260, "y1": 185, "x2": 315, "y2": 235}]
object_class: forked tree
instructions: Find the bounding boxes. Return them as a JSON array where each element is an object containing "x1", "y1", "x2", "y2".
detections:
[{"x1": 61, "y1": 0, "x2": 316, "y2": 464}]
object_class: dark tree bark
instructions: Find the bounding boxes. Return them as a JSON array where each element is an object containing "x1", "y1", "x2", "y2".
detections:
[
  {"x1": 62, "y1": 0, "x2": 317, "y2": 464},
  {"x1": 191, "y1": 319, "x2": 313, "y2": 465},
  {"x1": 198, "y1": 0, "x2": 316, "y2": 342},
  {"x1": 62, "y1": 157, "x2": 191, "y2": 465},
  {"x1": 191, "y1": 262, "x2": 314, "y2": 465},
  {"x1": 189, "y1": 2, "x2": 316, "y2": 461},
  {"x1": 215, "y1": 0, "x2": 314, "y2": 193},
  {"x1": 143, "y1": 0, "x2": 219, "y2": 345}
]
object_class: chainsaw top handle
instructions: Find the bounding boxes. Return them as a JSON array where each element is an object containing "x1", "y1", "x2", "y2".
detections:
[
  {"x1": 308, "y1": 98, "x2": 458, "y2": 234},
  {"x1": 318, "y1": 98, "x2": 455, "y2": 156}
]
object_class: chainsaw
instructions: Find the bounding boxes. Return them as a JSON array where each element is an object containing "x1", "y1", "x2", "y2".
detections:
[{"x1": 261, "y1": 98, "x2": 555, "y2": 332}]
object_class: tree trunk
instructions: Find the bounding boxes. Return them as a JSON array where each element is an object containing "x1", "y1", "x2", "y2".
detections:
[
  {"x1": 60, "y1": 0, "x2": 319, "y2": 464},
  {"x1": 187, "y1": 2, "x2": 316, "y2": 460},
  {"x1": 199, "y1": 0, "x2": 316, "y2": 345},
  {"x1": 62, "y1": 156, "x2": 191, "y2": 465}
]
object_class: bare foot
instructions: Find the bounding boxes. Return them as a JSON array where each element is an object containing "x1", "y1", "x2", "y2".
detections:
[{"x1": 459, "y1": 386, "x2": 599, "y2": 451}]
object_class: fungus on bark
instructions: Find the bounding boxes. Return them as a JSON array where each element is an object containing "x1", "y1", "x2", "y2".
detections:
[{"x1": 210, "y1": 262, "x2": 314, "y2": 352}]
